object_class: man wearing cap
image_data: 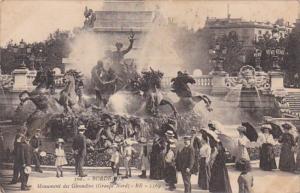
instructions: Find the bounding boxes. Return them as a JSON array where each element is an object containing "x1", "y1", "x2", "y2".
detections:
[
  {"x1": 72, "y1": 125, "x2": 87, "y2": 177},
  {"x1": 30, "y1": 129, "x2": 43, "y2": 173},
  {"x1": 18, "y1": 136, "x2": 32, "y2": 191},
  {"x1": 176, "y1": 136, "x2": 194, "y2": 193}
]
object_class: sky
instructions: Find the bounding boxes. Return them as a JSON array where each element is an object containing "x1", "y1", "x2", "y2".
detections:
[{"x1": 0, "y1": 0, "x2": 298, "y2": 46}]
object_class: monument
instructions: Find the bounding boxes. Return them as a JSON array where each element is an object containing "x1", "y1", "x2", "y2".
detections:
[{"x1": 93, "y1": 0, "x2": 157, "y2": 58}]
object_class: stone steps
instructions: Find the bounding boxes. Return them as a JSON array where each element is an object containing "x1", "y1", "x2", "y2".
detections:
[{"x1": 286, "y1": 92, "x2": 300, "y2": 113}]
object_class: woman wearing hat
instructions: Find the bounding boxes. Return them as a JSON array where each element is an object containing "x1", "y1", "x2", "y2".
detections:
[
  {"x1": 150, "y1": 136, "x2": 166, "y2": 180},
  {"x1": 278, "y1": 123, "x2": 296, "y2": 172},
  {"x1": 55, "y1": 138, "x2": 68, "y2": 178},
  {"x1": 198, "y1": 133, "x2": 211, "y2": 190},
  {"x1": 236, "y1": 126, "x2": 250, "y2": 171},
  {"x1": 257, "y1": 124, "x2": 277, "y2": 171}
]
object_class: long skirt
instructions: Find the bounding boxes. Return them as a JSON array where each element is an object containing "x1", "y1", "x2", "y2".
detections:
[
  {"x1": 150, "y1": 152, "x2": 165, "y2": 180},
  {"x1": 295, "y1": 147, "x2": 300, "y2": 173},
  {"x1": 198, "y1": 157, "x2": 210, "y2": 190},
  {"x1": 191, "y1": 154, "x2": 199, "y2": 175},
  {"x1": 164, "y1": 163, "x2": 177, "y2": 185},
  {"x1": 259, "y1": 143, "x2": 277, "y2": 171},
  {"x1": 279, "y1": 143, "x2": 295, "y2": 172},
  {"x1": 209, "y1": 157, "x2": 232, "y2": 193}
]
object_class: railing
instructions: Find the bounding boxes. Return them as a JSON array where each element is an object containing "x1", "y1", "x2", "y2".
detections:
[{"x1": 161, "y1": 75, "x2": 213, "y2": 89}]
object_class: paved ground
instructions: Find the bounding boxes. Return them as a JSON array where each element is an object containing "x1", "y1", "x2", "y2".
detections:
[{"x1": 1, "y1": 163, "x2": 299, "y2": 193}]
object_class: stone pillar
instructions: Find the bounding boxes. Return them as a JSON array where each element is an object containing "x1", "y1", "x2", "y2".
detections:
[
  {"x1": 268, "y1": 71, "x2": 284, "y2": 91},
  {"x1": 211, "y1": 71, "x2": 229, "y2": 95},
  {"x1": 12, "y1": 67, "x2": 30, "y2": 91}
]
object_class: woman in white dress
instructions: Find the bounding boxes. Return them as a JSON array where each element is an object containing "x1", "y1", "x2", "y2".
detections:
[
  {"x1": 55, "y1": 138, "x2": 68, "y2": 178},
  {"x1": 236, "y1": 126, "x2": 250, "y2": 170}
]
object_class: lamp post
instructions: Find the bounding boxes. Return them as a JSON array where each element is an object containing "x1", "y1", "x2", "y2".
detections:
[{"x1": 14, "y1": 39, "x2": 32, "y2": 68}]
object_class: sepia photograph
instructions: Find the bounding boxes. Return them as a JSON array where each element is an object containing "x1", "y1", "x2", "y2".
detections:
[{"x1": 0, "y1": 0, "x2": 300, "y2": 192}]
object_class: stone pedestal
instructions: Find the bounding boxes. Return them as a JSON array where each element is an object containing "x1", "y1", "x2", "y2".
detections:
[
  {"x1": 12, "y1": 67, "x2": 36, "y2": 91},
  {"x1": 211, "y1": 71, "x2": 229, "y2": 95},
  {"x1": 269, "y1": 71, "x2": 284, "y2": 91}
]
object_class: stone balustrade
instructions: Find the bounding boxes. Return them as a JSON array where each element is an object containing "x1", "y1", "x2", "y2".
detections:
[{"x1": 161, "y1": 75, "x2": 213, "y2": 93}]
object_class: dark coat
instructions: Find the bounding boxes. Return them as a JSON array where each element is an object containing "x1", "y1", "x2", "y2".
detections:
[
  {"x1": 17, "y1": 143, "x2": 32, "y2": 166},
  {"x1": 176, "y1": 145, "x2": 194, "y2": 172},
  {"x1": 72, "y1": 133, "x2": 87, "y2": 157},
  {"x1": 30, "y1": 136, "x2": 42, "y2": 149}
]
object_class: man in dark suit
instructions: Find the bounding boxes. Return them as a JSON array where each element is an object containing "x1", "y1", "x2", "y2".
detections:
[
  {"x1": 72, "y1": 125, "x2": 87, "y2": 177},
  {"x1": 19, "y1": 136, "x2": 32, "y2": 191},
  {"x1": 30, "y1": 129, "x2": 43, "y2": 173},
  {"x1": 9, "y1": 127, "x2": 27, "y2": 184},
  {"x1": 176, "y1": 136, "x2": 194, "y2": 193}
]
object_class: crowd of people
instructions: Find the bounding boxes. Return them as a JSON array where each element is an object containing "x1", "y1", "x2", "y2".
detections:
[{"x1": 5, "y1": 118, "x2": 300, "y2": 193}]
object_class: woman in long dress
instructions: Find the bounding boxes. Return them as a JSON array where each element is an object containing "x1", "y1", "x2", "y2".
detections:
[
  {"x1": 235, "y1": 126, "x2": 250, "y2": 170},
  {"x1": 198, "y1": 133, "x2": 211, "y2": 190},
  {"x1": 257, "y1": 124, "x2": 277, "y2": 171},
  {"x1": 209, "y1": 139, "x2": 232, "y2": 193},
  {"x1": 149, "y1": 137, "x2": 165, "y2": 180},
  {"x1": 278, "y1": 123, "x2": 295, "y2": 172},
  {"x1": 295, "y1": 128, "x2": 300, "y2": 173}
]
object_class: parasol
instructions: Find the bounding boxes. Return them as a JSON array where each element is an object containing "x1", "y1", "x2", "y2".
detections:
[{"x1": 241, "y1": 122, "x2": 258, "y2": 142}]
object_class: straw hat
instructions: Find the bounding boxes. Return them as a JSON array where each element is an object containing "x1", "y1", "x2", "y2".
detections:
[
  {"x1": 260, "y1": 124, "x2": 272, "y2": 132},
  {"x1": 165, "y1": 130, "x2": 175, "y2": 137},
  {"x1": 78, "y1": 125, "x2": 87, "y2": 131},
  {"x1": 57, "y1": 138, "x2": 65, "y2": 144}
]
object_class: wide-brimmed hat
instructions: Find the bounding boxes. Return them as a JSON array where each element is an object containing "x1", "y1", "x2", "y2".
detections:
[
  {"x1": 237, "y1": 125, "x2": 247, "y2": 132},
  {"x1": 57, "y1": 138, "x2": 65, "y2": 144},
  {"x1": 78, "y1": 125, "x2": 87, "y2": 131},
  {"x1": 281, "y1": 122, "x2": 293, "y2": 130},
  {"x1": 24, "y1": 166, "x2": 32, "y2": 174},
  {"x1": 260, "y1": 124, "x2": 272, "y2": 132},
  {"x1": 165, "y1": 130, "x2": 175, "y2": 137}
]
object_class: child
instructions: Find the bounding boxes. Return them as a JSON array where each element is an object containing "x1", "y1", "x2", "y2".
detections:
[
  {"x1": 237, "y1": 160, "x2": 254, "y2": 193},
  {"x1": 110, "y1": 143, "x2": 120, "y2": 185},
  {"x1": 122, "y1": 139, "x2": 137, "y2": 178},
  {"x1": 138, "y1": 137, "x2": 148, "y2": 178},
  {"x1": 55, "y1": 138, "x2": 67, "y2": 178}
]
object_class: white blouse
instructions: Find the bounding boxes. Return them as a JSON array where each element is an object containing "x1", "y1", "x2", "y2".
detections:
[
  {"x1": 200, "y1": 143, "x2": 211, "y2": 158},
  {"x1": 257, "y1": 133, "x2": 276, "y2": 146}
]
